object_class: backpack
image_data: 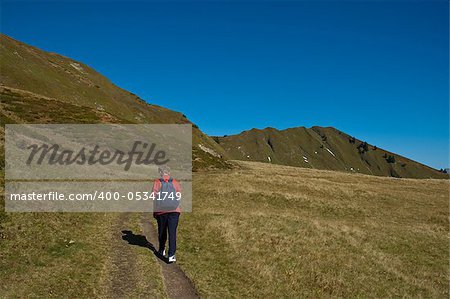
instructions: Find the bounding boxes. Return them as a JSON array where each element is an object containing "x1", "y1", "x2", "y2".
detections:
[{"x1": 155, "y1": 178, "x2": 180, "y2": 212}]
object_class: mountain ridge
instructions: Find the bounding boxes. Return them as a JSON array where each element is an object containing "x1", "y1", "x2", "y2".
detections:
[
  {"x1": 217, "y1": 124, "x2": 440, "y2": 169},
  {"x1": 1, "y1": 34, "x2": 446, "y2": 178},
  {"x1": 214, "y1": 125, "x2": 447, "y2": 179}
]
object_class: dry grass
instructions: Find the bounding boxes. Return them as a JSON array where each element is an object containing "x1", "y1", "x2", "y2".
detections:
[
  {"x1": 178, "y1": 161, "x2": 449, "y2": 298},
  {"x1": 0, "y1": 161, "x2": 448, "y2": 297}
]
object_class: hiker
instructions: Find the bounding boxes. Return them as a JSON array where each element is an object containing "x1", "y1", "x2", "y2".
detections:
[{"x1": 153, "y1": 165, "x2": 181, "y2": 263}]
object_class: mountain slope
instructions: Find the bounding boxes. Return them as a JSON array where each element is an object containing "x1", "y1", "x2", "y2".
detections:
[
  {"x1": 214, "y1": 126, "x2": 447, "y2": 179},
  {"x1": 0, "y1": 34, "x2": 229, "y2": 170},
  {"x1": 0, "y1": 34, "x2": 444, "y2": 178}
]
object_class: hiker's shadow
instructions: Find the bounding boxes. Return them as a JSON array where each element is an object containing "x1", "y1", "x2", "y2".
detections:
[{"x1": 121, "y1": 230, "x2": 169, "y2": 263}]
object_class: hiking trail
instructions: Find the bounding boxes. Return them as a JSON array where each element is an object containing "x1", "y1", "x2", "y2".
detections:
[
  {"x1": 141, "y1": 214, "x2": 199, "y2": 299},
  {"x1": 105, "y1": 213, "x2": 199, "y2": 298}
]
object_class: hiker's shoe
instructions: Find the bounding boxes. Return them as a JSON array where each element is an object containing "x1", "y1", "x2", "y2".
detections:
[
  {"x1": 168, "y1": 255, "x2": 176, "y2": 263},
  {"x1": 158, "y1": 249, "x2": 166, "y2": 257}
]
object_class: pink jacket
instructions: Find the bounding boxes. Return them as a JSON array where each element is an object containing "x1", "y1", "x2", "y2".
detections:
[{"x1": 152, "y1": 175, "x2": 181, "y2": 216}]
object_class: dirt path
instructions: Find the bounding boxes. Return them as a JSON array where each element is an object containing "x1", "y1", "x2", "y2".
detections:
[
  {"x1": 104, "y1": 213, "x2": 199, "y2": 298},
  {"x1": 141, "y1": 215, "x2": 199, "y2": 299}
]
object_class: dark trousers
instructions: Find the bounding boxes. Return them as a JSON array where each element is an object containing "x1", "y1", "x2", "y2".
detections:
[{"x1": 155, "y1": 212, "x2": 180, "y2": 257}]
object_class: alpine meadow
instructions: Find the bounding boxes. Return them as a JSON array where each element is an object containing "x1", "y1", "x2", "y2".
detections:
[{"x1": 1, "y1": 2, "x2": 449, "y2": 297}]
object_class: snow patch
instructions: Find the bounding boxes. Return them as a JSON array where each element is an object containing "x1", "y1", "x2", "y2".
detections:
[
  {"x1": 326, "y1": 148, "x2": 336, "y2": 157},
  {"x1": 94, "y1": 102, "x2": 105, "y2": 111},
  {"x1": 70, "y1": 62, "x2": 84, "y2": 73},
  {"x1": 13, "y1": 51, "x2": 23, "y2": 59},
  {"x1": 199, "y1": 144, "x2": 220, "y2": 158}
]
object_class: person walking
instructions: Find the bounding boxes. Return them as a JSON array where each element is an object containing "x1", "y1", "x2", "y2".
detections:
[{"x1": 153, "y1": 165, "x2": 181, "y2": 263}]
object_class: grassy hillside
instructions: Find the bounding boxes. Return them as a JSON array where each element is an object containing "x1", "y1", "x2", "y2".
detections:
[
  {"x1": 215, "y1": 126, "x2": 447, "y2": 179},
  {"x1": 178, "y1": 160, "x2": 449, "y2": 297},
  {"x1": 0, "y1": 34, "x2": 229, "y2": 297},
  {"x1": 1, "y1": 33, "x2": 443, "y2": 176},
  {"x1": 0, "y1": 34, "x2": 230, "y2": 170},
  {"x1": 1, "y1": 33, "x2": 448, "y2": 298},
  {"x1": 1, "y1": 159, "x2": 448, "y2": 297},
  {"x1": 0, "y1": 86, "x2": 169, "y2": 297}
]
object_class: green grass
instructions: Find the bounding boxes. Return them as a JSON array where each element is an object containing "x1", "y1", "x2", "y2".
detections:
[
  {"x1": 0, "y1": 199, "x2": 166, "y2": 298},
  {"x1": 0, "y1": 209, "x2": 117, "y2": 297},
  {"x1": 0, "y1": 88, "x2": 114, "y2": 124}
]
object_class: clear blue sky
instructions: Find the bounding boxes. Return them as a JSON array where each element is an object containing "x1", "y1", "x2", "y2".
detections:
[{"x1": 2, "y1": 0, "x2": 449, "y2": 169}]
